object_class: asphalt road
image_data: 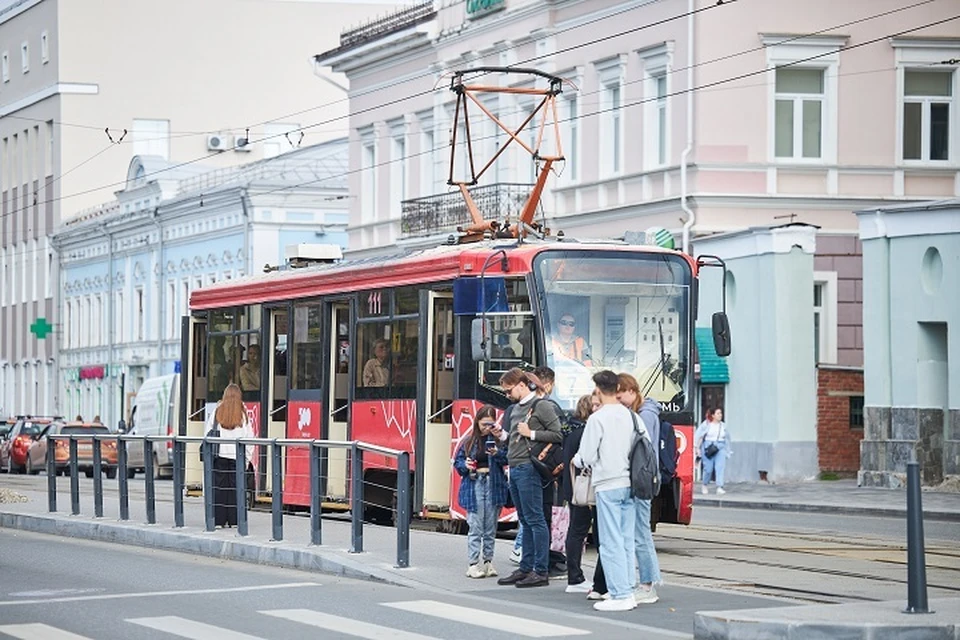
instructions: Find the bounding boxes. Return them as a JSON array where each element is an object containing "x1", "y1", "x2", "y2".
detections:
[{"x1": 0, "y1": 529, "x2": 781, "y2": 640}]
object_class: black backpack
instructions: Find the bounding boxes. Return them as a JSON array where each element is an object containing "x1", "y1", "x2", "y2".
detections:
[
  {"x1": 659, "y1": 420, "x2": 678, "y2": 490},
  {"x1": 629, "y1": 412, "x2": 660, "y2": 500}
]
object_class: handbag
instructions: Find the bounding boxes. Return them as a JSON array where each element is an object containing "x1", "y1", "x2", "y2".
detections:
[
  {"x1": 571, "y1": 467, "x2": 595, "y2": 506},
  {"x1": 704, "y1": 443, "x2": 720, "y2": 459},
  {"x1": 527, "y1": 441, "x2": 556, "y2": 483}
]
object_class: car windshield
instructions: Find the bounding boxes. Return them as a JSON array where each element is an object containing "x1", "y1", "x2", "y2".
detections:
[
  {"x1": 62, "y1": 426, "x2": 109, "y2": 435},
  {"x1": 20, "y1": 424, "x2": 44, "y2": 436},
  {"x1": 534, "y1": 250, "x2": 692, "y2": 411}
]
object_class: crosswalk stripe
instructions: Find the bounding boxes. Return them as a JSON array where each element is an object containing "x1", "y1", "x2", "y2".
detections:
[
  {"x1": 382, "y1": 600, "x2": 592, "y2": 637},
  {"x1": 262, "y1": 609, "x2": 440, "y2": 640},
  {"x1": 0, "y1": 623, "x2": 93, "y2": 640},
  {"x1": 126, "y1": 616, "x2": 265, "y2": 639}
]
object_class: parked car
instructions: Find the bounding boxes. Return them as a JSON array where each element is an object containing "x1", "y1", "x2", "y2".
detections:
[
  {"x1": 1, "y1": 417, "x2": 55, "y2": 474},
  {"x1": 26, "y1": 422, "x2": 118, "y2": 478},
  {"x1": 125, "y1": 374, "x2": 179, "y2": 479}
]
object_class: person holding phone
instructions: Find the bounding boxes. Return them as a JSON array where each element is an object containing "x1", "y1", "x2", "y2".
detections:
[{"x1": 453, "y1": 405, "x2": 509, "y2": 578}]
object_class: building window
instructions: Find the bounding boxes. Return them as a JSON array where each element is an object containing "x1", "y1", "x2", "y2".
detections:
[
  {"x1": 902, "y1": 70, "x2": 953, "y2": 162},
  {"x1": 389, "y1": 122, "x2": 406, "y2": 219},
  {"x1": 849, "y1": 395, "x2": 864, "y2": 428},
  {"x1": 566, "y1": 94, "x2": 579, "y2": 181},
  {"x1": 360, "y1": 132, "x2": 377, "y2": 223},
  {"x1": 94, "y1": 295, "x2": 102, "y2": 346},
  {"x1": 40, "y1": 31, "x2": 48, "y2": 64},
  {"x1": 116, "y1": 291, "x2": 124, "y2": 343},
  {"x1": 813, "y1": 272, "x2": 838, "y2": 364},
  {"x1": 601, "y1": 83, "x2": 622, "y2": 175},
  {"x1": 775, "y1": 68, "x2": 825, "y2": 160},
  {"x1": 83, "y1": 296, "x2": 92, "y2": 347},
  {"x1": 136, "y1": 287, "x2": 145, "y2": 342},
  {"x1": 1, "y1": 51, "x2": 8, "y2": 82},
  {"x1": 419, "y1": 122, "x2": 435, "y2": 196},
  {"x1": 167, "y1": 281, "x2": 177, "y2": 339},
  {"x1": 132, "y1": 119, "x2": 170, "y2": 160},
  {"x1": 45, "y1": 249, "x2": 53, "y2": 298},
  {"x1": 64, "y1": 300, "x2": 72, "y2": 348},
  {"x1": 20, "y1": 42, "x2": 28, "y2": 74}
]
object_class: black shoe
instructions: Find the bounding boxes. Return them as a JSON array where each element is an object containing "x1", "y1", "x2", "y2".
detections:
[
  {"x1": 515, "y1": 572, "x2": 549, "y2": 588},
  {"x1": 547, "y1": 565, "x2": 566, "y2": 579},
  {"x1": 497, "y1": 569, "x2": 529, "y2": 586}
]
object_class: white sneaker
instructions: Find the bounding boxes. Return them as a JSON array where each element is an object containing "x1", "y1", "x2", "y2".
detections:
[
  {"x1": 701, "y1": 485, "x2": 709, "y2": 495},
  {"x1": 586, "y1": 590, "x2": 610, "y2": 601},
  {"x1": 716, "y1": 487, "x2": 726, "y2": 495},
  {"x1": 634, "y1": 585, "x2": 659, "y2": 604},
  {"x1": 565, "y1": 581, "x2": 593, "y2": 594},
  {"x1": 466, "y1": 563, "x2": 486, "y2": 579},
  {"x1": 593, "y1": 596, "x2": 636, "y2": 612},
  {"x1": 483, "y1": 561, "x2": 498, "y2": 578}
]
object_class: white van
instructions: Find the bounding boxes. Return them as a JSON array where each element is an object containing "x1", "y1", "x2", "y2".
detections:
[{"x1": 126, "y1": 373, "x2": 179, "y2": 479}]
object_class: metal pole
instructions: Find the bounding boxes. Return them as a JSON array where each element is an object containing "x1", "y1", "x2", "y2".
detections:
[
  {"x1": 143, "y1": 439, "x2": 156, "y2": 524},
  {"x1": 236, "y1": 442, "x2": 248, "y2": 536},
  {"x1": 172, "y1": 439, "x2": 184, "y2": 528},
  {"x1": 92, "y1": 438, "x2": 103, "y2": 518},
  {"x1": 309, "y1": 442, "x2": 322, "y2": 546},
  {"x1": 69, "y1": 437, "x2": 79, "y2": 516},
  {"x1": 396, "y1": 451, "x2": 411, "y2": 568},
  {"x1": 202, "y1": 439, "x2": 215, "y2": 532},
  {"x1": 117, "y1": 437, "x2": 129, "y2": 520},
  {"x1": 904, "y1": 458, "x2": 932, "y2": 614},
  {"x1": 46, "y1": 437, "x2": 56, "y2": 513},
  {"x1": 271, "y1": 440, "x2": 282, "y2": 542},
  {"x1": 350, "y1": 442, "x2": 363, "y2": 553}
]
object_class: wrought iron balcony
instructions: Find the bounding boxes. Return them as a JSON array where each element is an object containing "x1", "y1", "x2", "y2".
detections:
[{"x1": 400, "y1": 183, "x2": 534, "y2": 239}]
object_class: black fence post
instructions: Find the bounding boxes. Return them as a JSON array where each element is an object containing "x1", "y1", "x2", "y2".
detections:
[
  {"x1": 143, "y1": 439, "x2": 156, "y2": 525},
  {"x1": 396, "y1": 451, "x2": 411, "y2": 569},
  {"x1": 46, "y1": 438, "x2": 56, "y2": 513},
  {"x1": 173, "y1": 439, "x2": 184, "y2": 528},
  {"x1": 235, "y1": 442, "x2": 248, "y2": 536},
  {"x1": 69, "y1": 437, "x2": 80, "y2": 516},
  {"x1": 202, "y1": 439, "x2": 215, "y2": 532},
  {"x1": 309, "y1": 442, "x2": 322, "y2": 546},
  {"x1": 350, "y1": 442, "x2": 363, "y2": 553},
  {"x1": 117, "y1": 437, "x2": 130, "y2": 521},
  {"x1": 271, "y1": 441, "x2": 282, "y2": 542},
  {"x1": 904, "y1": 458, "x2": 933, "y2": 614},
  {"x1": 92, "y1": 437, "x2": 103, "y2": 518}
]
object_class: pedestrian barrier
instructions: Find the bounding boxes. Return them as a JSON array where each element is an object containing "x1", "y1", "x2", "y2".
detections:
[{"x1": 44, "y1": 433, "x2": 412, "y2": 569}]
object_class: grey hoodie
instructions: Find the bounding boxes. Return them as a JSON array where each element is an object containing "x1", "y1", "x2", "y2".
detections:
[{"x1": 637, "y1": 397, "x2": 661, "y2": 452}]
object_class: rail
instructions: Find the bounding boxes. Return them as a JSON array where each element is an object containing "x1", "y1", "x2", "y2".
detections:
[{"x1": 45, "y1": 433, "x2": 412, "y2": 569}]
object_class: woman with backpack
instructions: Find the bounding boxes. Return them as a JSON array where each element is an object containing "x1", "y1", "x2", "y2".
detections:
[
  {"x1": 208, "y1": 383, "x2": 255, "y2": 528},
  {"x1": 453, "y1": 405, "x2": 509, "y2": 578}
]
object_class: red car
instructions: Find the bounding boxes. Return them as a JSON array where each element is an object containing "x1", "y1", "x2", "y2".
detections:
[{"x1": 1, "y1": 417, "x2": 55, "y2": 474}]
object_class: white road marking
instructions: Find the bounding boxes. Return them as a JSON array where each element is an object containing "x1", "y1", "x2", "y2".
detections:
[
  {"x1": 0, "y1": 623, "x2": 93, "y2": 640},
  {"x1": 127, "y1": 616, "x2": 264, "y2": 640},
  {"x1": 0, "y1": 582, "x2": 321, "y2": 606},
  {"x1": 9, "y1": 589, "x2": 104, "y2": 598},
  {"x1": 262, "y1": 609, "x2": 441, "y2": 640},
  {"x1": 382, "y1": 600, "x2": 592, "y2": 637}
]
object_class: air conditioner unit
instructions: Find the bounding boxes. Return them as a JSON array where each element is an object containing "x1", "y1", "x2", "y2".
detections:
[
  {"x1": 234, "y1": 136, "x2": 252, "y2": 152},
  {"x1": 206, "y1": 134, "x2": 228, "y2": 152}
]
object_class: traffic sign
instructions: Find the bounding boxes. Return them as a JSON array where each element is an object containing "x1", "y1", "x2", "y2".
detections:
[{"x1": 30, "y1": 317, "x2": 53, "y2": 339}]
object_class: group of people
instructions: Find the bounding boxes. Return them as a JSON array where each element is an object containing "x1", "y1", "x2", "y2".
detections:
[{"x1": 452, "y1": 365, "x2": 667, "y2": 612}]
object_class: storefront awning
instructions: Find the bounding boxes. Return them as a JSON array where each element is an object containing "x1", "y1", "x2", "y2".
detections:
[{"x1": 695, "y1": 327, "x2": 729, "y2": 384}]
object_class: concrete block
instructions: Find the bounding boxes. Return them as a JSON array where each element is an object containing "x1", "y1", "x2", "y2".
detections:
[
  {"x1": 792, "y1": 625, "x2": 865, "y2": 640},
  {"x1": 860, "y1": 441, "x2": 885, "y2": 472},
  {"x1": 892, "y1": 408, "x2": 919, "y2": 441},
  {"x1": 949, "y1": 410, "x2": 960, "y2": 441},
  {"x1": 871, "y1": 626, "x2": 954, "y2": 640},
  {"x1": 886, "y1": 441, "x2": 918, "y2": 473},
  {"x1": 942, "y1": 441, "x2": 960, "y2": 476},
  {"x1": 865, "y1": 406, "x2": 891, "y2": 441},
  {"x1": 858, "y1": 470, "x2": 905, "y2": 489}
]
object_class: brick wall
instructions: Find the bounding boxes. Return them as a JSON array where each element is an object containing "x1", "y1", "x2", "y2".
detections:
[
  {"x1": 817, "y1": 365, "x2": 864, "y2": 474},
  {"x1": 815, "y1": 234, "x2": 863, "y2": 367}
]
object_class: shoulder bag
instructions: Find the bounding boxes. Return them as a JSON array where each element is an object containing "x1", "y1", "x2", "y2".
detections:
[{"x1": 570, "y1": 466, "x2": 595, "y2": 506}]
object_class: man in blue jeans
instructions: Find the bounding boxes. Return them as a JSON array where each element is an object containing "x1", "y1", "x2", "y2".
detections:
[{"x1": 495, "y1": 368, "x2": 562, "y2": 588}]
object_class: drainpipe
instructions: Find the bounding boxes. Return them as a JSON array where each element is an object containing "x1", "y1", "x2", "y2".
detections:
[
  {"x1": 103, "y1": 222, "x2": 115, "y2": 428},
  {"x1": 153, "y1": 208, "x2": 164, "y2": 377},
  {"x1": 680, "y1": 0, "x2": 696, "y2": 255}
]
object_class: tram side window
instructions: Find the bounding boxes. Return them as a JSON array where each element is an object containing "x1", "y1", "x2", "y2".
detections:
[
  {"x1": 357, "y1": 322, "x2": 391, "y2": 397},
  {"x1": 208, "y1": 335, "x2": 241, "y2": 401},
  {"x1": 292, "y1": 303, "x2": 323, "y2": 390}
]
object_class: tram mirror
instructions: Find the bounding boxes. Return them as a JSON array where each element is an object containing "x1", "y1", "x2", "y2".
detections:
[
  {"x1": 453, "y1": 277, "x2": 509, "y2": 315},
  {"x1": 471, "y1": 318, "x2": 492, "y2": 362},
  {"x1": 712, "y1": 311, "x2": 731, "y2": 357}
]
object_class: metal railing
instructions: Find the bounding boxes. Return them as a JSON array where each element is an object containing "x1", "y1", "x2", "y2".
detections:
[
  {"x1": 45, "y1": 433, "x2": 412, "y2": 568},
  {"x1": 400, "y1": 183, "x2": 534, "y2": 238},
  {"x1": 339, "y1": 1, "x2": 435, "y2": 50}
]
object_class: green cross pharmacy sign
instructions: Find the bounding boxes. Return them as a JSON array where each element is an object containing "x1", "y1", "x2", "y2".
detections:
[{"x1": 30, "y1": 317, "x2": 53, "y2": 339}]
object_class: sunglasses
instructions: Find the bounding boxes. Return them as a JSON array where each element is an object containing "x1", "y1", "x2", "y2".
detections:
[
  {"x1": 478, "y1": 421, "x2": 496, "y2": 428},
  {"x1": 558, "y1": 320, "x2": 576, "y2": 327}
]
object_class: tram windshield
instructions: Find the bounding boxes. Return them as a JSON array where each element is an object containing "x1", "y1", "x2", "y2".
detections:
[{"x1": 534, "y1": 251, "x2": 692, "y2": 412}]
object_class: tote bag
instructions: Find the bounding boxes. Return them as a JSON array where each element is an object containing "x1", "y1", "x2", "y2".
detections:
[{"x1": 570, "y1": 467, "x2": 595, "y2": 506}]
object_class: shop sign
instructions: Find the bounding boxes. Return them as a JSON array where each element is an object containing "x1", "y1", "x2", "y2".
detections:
[
  {"x1": 80, "y1": 365, "x2": 106, "y2": 380},
  {"x1": 466, "y1": 0, "x2": 505, "y2": 17}
]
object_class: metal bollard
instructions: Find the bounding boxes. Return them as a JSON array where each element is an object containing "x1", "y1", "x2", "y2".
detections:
[
  {"x1": 69, "y1": 438, "x2": 80, "y2": 516},
  {"x1": 92, "y1": 438, "x2": 103, "y2": 518},
  {"x1": 117, "y1": 437, "x2": 130, "y2": 521},
  {"x1": 173, "y1": 439, "x2": 184, "y2": 528},
  {"x1": 235, "y1": 442, "x2": 248, "y2": 536},
  {"x1": 143, "y1": 439, "x2": 156, "y2": 525},
  {"x1": 271, "y1": 441, "x2": 283, "y2": 542},
  {"x1": 350, "y1": 443, "x2": 363, "y2": 553},
  {"x1": 396, "y1": 451, "x2": 411, "y2": 568},
  {"x1": 309, "y1": 442, "x2": 322, "y2": 546},
  {"x1": 904, "y1": 459, "x2": 933, "y2": 614},
  {"x1": 202, "y1": 439, "x2": 215, "y2": 532},
  {"x1": 46, "y1": 438, "x2": 56, "y2": 513}
]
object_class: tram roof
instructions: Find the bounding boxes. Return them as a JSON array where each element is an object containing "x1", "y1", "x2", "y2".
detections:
[{"x1": 189, "y1": 239, "x2": 692, "y2": 310}]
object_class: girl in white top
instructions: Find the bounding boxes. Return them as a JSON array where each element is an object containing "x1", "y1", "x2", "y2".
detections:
[
  {"x1": 210, "y1": 384, "x2": 255, "y2": 527},
  {"x1": 694, "y1": 407, "x2": 730, "y2": 495}
]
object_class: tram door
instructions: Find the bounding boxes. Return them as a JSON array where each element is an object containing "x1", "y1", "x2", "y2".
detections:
[
  {"x1": 263, "y1": 308, "x2": 288, "y2": 493},
  {"x1": 326, "y1": 302, "x2": 351, "y2": 500},
  {"x1": 184, "y1": 316, "x2": 207, "y2": 490},
  {"x1": 422, "y1": 293, "x2": 455, "y2": 510}
]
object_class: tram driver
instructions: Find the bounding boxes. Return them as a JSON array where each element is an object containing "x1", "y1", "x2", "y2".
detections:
[{"x1": 550, "y1": 313, "x2": 593, "y2": 366}]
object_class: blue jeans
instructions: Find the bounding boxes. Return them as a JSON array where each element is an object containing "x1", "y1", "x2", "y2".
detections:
[
  {"x1": 466, "y1": 474, "x2": 500, "y2": 564},
  {"x1": 634, "y1": 498, "x2": 661, "y2": 586},
  {"x1": 594, "y1": 486, "x2": 636, "y2": 599},
  {"x1": 513, "y1": 522, "x2": 524, "y2": 551},
  {"x1": 702, "y1": 440, "x2": 727, "y2": 488},
  {"x1": 509, "y1": 463, "x2": 548, "y2": 575}
]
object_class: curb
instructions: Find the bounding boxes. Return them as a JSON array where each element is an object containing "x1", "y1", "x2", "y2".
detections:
[
  {"x1": 692, "y1": 498, "x2": 960, "y2": 523},
  {"x1": 0, "y1": 511, "x2": 414, "y2": 588}
]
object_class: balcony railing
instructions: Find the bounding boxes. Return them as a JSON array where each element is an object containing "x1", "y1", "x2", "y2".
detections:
[
  {"x1": 339, "y1": 1, "x2": 435, "y2": 50},
  {"x1": 400, "y1": 183, "x2": 534, "y2": 239}
]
